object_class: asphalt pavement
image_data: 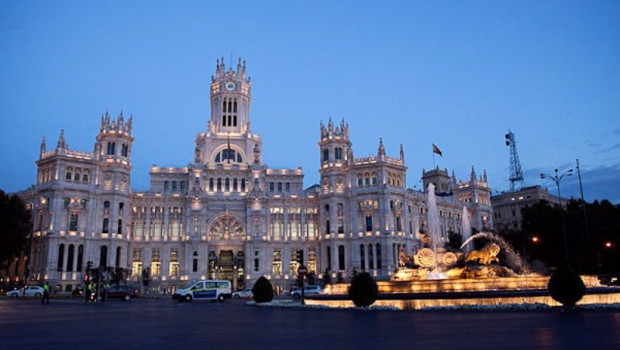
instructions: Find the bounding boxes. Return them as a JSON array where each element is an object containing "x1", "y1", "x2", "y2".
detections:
[{"x1": 1, "y1": 297, "x2": 618, "y2": 349}]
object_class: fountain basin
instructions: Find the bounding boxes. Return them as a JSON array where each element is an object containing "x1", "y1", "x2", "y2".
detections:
[{"x1": 307, "y1": 276, "x2": 620, "y2": 310}]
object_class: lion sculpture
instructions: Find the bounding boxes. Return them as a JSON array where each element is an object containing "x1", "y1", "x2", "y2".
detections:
[{"x1": 464, "y1": 243, "x2": 500, "y2": 265}]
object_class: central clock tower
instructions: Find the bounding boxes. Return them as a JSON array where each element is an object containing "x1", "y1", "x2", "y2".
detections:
[{"x1": 209, "y1": 57, "x2": 252, "y2": 134}]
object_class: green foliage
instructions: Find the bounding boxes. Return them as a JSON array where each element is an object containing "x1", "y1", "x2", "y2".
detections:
[
  {"x1": 548, "y1": 265, "x2": 586, "y2": 307},
  {"x1": 518, "y1": 199, "x2": 620, "y2": 274},
  {"x1": 348, "y1": 272, "x2": 378, "y2": 307},
  {"x1": 0, "y1": 191, "x2": 31, "y2": 266},
  {"x1": 252, "y1": 276, "x2": 273, "y2": 303},
  {"x1": 446, "y1": 231, "x2": 463, "y2": 251}
]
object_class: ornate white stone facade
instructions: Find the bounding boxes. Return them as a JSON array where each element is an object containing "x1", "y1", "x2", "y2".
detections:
[{"x1": 20, "y1": 59, "x2": 493, "y2": 293}]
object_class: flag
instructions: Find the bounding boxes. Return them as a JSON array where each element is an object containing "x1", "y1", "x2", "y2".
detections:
[{"x1": 432, "y1": 143, "x2": 443, "y2": 156}]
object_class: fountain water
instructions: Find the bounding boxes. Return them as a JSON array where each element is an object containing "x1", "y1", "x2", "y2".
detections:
[
  {"x1": 426, "y1": 183, "x2": 442, "y2": 260},
  {"x1": 461, "y1": 206, "x2": 472, "y2": 254},
  {"x1": 460, "y1": 232, "x2": 529, "y2": 273}
]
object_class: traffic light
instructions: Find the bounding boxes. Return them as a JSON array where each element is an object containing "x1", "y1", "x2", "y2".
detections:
[{"x1": 296, "y1": 250, "x2": 304, "y2": 264}]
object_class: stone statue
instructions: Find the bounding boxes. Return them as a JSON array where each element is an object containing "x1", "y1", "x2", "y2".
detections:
[{"x1": 464, "y1": 243, "x2": 500, "y2": 265}]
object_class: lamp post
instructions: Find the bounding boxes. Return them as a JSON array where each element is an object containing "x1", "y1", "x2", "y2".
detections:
[{"x1": 540, "y1": 168, "x2": 573, "y2": 264}]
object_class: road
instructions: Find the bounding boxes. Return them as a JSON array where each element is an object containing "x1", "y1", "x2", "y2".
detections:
[{"x1": 1, "y1": 297, "x2": 618, "y2": 349}]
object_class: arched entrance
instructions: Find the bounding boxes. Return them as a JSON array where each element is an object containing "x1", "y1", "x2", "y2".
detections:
[{"x1": 206, "y1": 213, "x2": 247, "y2": 290}]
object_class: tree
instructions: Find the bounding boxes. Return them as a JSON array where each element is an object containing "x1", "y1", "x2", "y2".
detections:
[
  {"x1": 348, "y1": 272, "x2": 378, "y2": 307},
  {"x1": 252, "y1": 276, "x2": 274, "y2": 303},
  {"x1": 0, "y1": 191, "x2": 31, "y2": 276}
]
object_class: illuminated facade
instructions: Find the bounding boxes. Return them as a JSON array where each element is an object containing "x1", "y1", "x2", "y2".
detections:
[{"x1": 20, "y1": 59, "x2": 493, "y2": 293}]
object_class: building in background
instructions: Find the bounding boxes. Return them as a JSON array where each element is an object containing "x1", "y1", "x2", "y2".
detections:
[
  {"x1": 18, "y1": 59, "x2": 493, "y2": 293},
  {"x1": 491, "y1": 186, "x2": 562, "y2": 232}
]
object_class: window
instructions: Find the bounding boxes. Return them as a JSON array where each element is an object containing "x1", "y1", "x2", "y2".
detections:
[
  {"x1": 67, "y1": 245, "x2": 75, "y2": 272},
  {"x1": 233, "y1": 178, "x2": 238, "y2": 192},
  {"x1": 269, "y1": 182, "x2": 274, "y2": 192},
  {"x1": 338, "y1": 245, "x2": 345, "y2": 271},
  {"x1": 277, "y1": 182, "x2": 282, "y2": 192},
  {"x1": 335, "y1": 147, "x2": 342, "y2": 160},
  {"x1": 121, "y1": 144, "x2": 128, "y2": 157},
  {"x1": 365, "y1": 215, "x2": 373, "y2": 232},
  {"x1": 65, "y1": 171, "x2": 72, "y2": 181},
  {"x1": 241, "y1": 179, "x2": 246, "y2": 192},
  {"x1": 106, "y1": 142, "x2": 115, "y2": 156},
  {"x1": 69, "y1": 213, "x2": 78, "y2": 231},
  {"x1": 209, "y1": 178, "x2": 214, "y2": 191},
  {"x1": 76, "y1": 245, "x2": 84, "y2": 271},
  {"x1": 164, "y1": 181, "x2": 169, "y2": 192},
  {"x1": 272, "y1": 250, "x2": 282, "y2": 276},
  {"x1": 172, "y1": 181, "x2": 177, "y2": 191},
  {"x1": 102, "y1": 218, "x2": 109, "y2": 233},
  {"x1": 100, "y1": 245, "x2": 108, "y2": 268},
  {"x1": 117, "y1": 219, "x2": 123, "y2": 234},
  {"x1": 326, "y1": 246, "x2": 331, "y2": 270},
  {"x1": 360, "y1": 245, "x2": 365, "y2": 270},
  {"x1": 358, "y1": 177, "x2": 363, "y2": 187},
  {"x1": 192, "y1": 251, "x2": 198, "y2": 272},
  {"x1": 285, "y1": 182, "x2": 290, "y2": 192},
  {"x1": 57, "y1": 244, "x2": 65, "y2": 271},
  {"x1": 225, "y1": 178, "x2": 230, "y2": 192},
  {"x1": 396, "y1": 216, "x2": 402, "y2": 231},
  {"x1": 323, "y1": 149, "x2": 329, "y2": 162},
  {"x1": 368, "y1": 244, "x2": 374, "y2": 269}
]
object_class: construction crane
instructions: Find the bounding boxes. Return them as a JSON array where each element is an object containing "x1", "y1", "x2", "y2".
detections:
[{"x1": 505, "y1": 131, "x2": 525, "y2": 191}]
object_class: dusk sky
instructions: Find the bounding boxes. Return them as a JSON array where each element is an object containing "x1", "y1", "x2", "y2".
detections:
[{"x1": 2, "y1": 1, "x2": 619, "y2": 203}]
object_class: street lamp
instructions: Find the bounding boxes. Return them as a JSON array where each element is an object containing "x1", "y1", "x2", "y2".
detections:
[{"x1": 540, "y1": 168, "x2": 573, "y2": 264}]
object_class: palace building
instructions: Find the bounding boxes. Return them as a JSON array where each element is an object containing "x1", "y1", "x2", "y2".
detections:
[{"x1": 19, "y1": 59, "x2": 493, "y2": 293}]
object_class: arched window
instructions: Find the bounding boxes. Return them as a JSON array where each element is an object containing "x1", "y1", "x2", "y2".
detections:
[
  {"x1": 241, "y1": 179, "x2": 246, "y2": 192},
  {"x1": 82, "y1": 171, "x2": 89, "y2": 183},
  {"x1": 225, "y1": 178, "x2": 230, "y2": 192},
  {"x1": 118, "y1": 219, "x2": 123, "y2": 234},
  {"x1": 368, "y1": 244, "x2": 374, "y2": 269},
  {"x1": 217, "y1": 178, "x2": 222, "y2": 192},
  {"x1": 107, "y1": 142, "x2": 115, "y2": 155},
  {"x1": 57, "y1": 244, "x2": 65, "y2": 271},
  {"x1": 65, "y1": 167, "x2": 73, "y2": 181},
  {"x1": 100, "y1": 245, "x2": 108, "y2": 268},
  {"x1": 116, "y1": 247, "x2": 121, "y2": 268},
  {"x1": 376, "y1": 243, "x2": 382, "y2": 269},
  {"x1": 357, "y1": 175, "x2": 363, "y2": 187},
  {"x1": 233, "y1": 178, "x2": 238, "y2": 192},
  {"x1": 67, "y1": 244, "x2": 74, "y2": 272},
  {"x1": 360, "y1": 244, "x2": 365, "y2": 270},
  {"x1": 209, "y1": 178, "x2": 214, "y2": 191},
  {"x1": 74, "y1": 170, "x2": 80, "y2": 182},
  {"x1": 77, "y1": 245, "x2": 84, "y2": 271},
  {"x1": 371, "y1": 172, "x2": 378, "y2": 185}
]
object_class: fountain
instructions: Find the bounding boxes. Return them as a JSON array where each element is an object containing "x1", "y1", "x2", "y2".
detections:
[
  {"x1": 308, "y1": 228, "x2": 620, "y2": 309},
  {"x1": 460, "y1": 206, "x2": 472, "y2": 254}
]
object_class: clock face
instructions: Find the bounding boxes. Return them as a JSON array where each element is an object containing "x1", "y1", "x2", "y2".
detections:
[{"x1": 225, "y1": 82, "x2": 236, "y2": 91}]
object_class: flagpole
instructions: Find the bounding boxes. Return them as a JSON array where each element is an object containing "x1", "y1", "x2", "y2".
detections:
[{"x1": 432, "y1": 152, "x2": 436, "y2": 168}]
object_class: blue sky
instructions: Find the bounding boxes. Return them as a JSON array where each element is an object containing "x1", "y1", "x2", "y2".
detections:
[{"x1": 2, "y1": 1, "x2": 619, "y2": 203}]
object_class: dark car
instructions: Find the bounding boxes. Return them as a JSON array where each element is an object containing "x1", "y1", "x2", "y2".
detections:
[{"x1": 106, "y1": 285, "x2": 138, "y2": 301}]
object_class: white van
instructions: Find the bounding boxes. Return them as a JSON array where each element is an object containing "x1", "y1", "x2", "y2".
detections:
[{"x1": 172, "y1": 280, "x2": 232, "y2": 302}]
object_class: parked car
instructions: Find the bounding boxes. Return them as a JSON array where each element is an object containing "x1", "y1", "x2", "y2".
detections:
[
  {"x1": 290, "y1": 285, "x2": 321, "y2": 298},
  {"x1": 6, "y1": 285, "x2": 45, "y2": 298},
  {"x1": 232, "y1": 288, "x2": 253, "y2": 299},
  {"x1": 106, "y1": 285, "x2": 138, "y2": 301},
  {"x1": 172, "y1": 280, "x2": 232, "y2": 302}
]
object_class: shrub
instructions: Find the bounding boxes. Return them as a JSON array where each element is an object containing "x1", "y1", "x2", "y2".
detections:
[
  {"x1": 548, "y1": 265, "x2": 586, "y2": 307},
  {"x1": 252, "y1": 276, "x2": 274, "y2": 303},
  {"x1": 348, "y1": 272, "x2": 378, "y2": 307}
]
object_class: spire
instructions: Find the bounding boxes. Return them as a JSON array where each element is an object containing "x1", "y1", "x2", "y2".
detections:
[
  {"x1": 483, "y1": 169, "x2": 488, "y2": 182},
  {"x1": 378, "y1": 138, "x2": 385, "y2": 157},
  {"x1": 40, "y1": 136, "x2": 46, "y2": 158},
  {"x1": 471, "y1": 166, "x2": 477, "y2": 181},
  {"x1": 399, "y1": 144, "x2": 404, "y2": 161},
  {"x1": 57, "y1": 129, "x2": 66, "y2": 150}
]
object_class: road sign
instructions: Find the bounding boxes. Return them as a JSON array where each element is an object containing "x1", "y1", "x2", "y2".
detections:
[{"x1": 298, "y1": 265, "x2": 308, "y2": 276}]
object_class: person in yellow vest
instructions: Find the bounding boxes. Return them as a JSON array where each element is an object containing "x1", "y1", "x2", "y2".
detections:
[{"x1": 41, "y1": 282, "x2": 50, "y2": 304}]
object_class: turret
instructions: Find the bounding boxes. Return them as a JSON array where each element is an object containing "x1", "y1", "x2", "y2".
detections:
[
  {"x1": 318, "y1": 118, "x2": 351, "y2": 193},
  {"x1": 209, "y1": 57, "x2": 251, "y2": 134},
  {"x1": 96, "y1": 111, "x2": 134, "y2": 192}
]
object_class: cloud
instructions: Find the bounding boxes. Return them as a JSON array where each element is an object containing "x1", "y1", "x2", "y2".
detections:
[{"x1": 522, "y1": 164, "x2": 620, "y2": 204}]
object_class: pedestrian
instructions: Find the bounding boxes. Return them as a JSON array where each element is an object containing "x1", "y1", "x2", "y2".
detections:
[{"x1": 41, "y1": 282, "x2": 50, "y2": 304}]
